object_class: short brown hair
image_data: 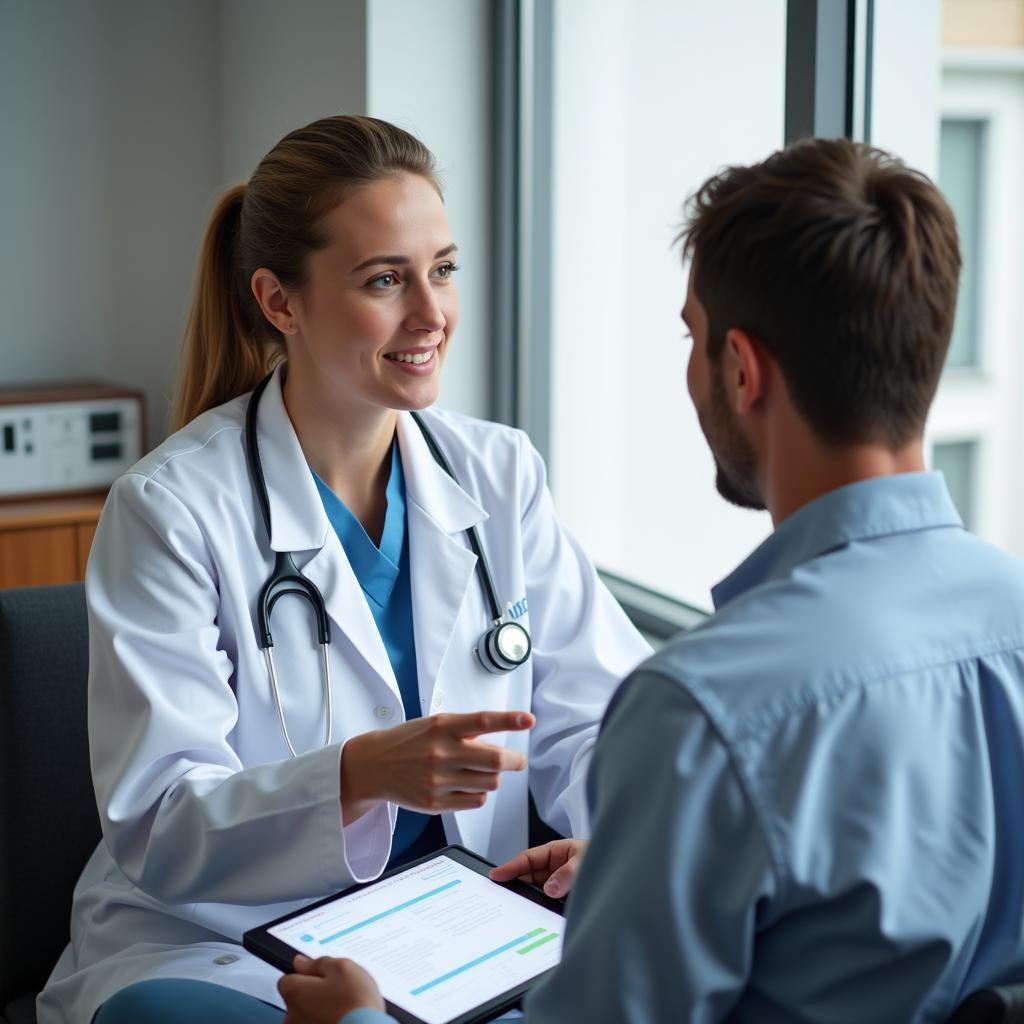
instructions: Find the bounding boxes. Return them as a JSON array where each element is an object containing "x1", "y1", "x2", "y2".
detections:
[{"x1": 679, "y1": 138, "x2": 961, "y2": 447}]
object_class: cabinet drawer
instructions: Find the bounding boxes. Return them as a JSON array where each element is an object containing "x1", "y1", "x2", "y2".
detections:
[{"x1": 0, "y1": 525, "x2": 79, "y2": 588}]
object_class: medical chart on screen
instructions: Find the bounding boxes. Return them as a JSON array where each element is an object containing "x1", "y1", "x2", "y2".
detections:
[{"x1": 269, "y1": 855, "x2": 563, "y2": 1024}]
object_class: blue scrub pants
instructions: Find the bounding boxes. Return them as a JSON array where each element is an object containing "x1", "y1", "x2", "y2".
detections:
[
  {"x1": 94, "y1": 978, "x2": 525, "y2": 1022},
  {"x1": 93, "y1": 979, "x2": 283, "y2": 1023}
]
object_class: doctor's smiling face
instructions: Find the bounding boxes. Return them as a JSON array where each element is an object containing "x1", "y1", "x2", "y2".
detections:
[{"x1": 256, "y1": 171, "x2": 459, "y2": 419}]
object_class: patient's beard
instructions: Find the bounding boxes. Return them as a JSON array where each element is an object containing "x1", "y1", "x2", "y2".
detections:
[{"x1": 702, "y1": 365, "x2": 765, "y2": 512}]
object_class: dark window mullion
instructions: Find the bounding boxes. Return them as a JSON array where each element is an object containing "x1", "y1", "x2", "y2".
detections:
[{"x1": 786, "y1": 0, "x2": 871, "y2": 143}]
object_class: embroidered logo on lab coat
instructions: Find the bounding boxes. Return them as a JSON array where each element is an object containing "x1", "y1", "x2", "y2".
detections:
[{"x1": 505, "y1": 597, "x2": 528, "y2": 620}]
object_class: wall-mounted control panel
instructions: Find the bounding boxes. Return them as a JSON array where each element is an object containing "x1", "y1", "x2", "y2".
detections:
[{"x1": 0, "y1": 383, "x2": 145, "y2": 500}]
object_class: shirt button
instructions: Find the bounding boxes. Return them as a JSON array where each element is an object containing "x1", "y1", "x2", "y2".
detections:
[
  {"x1": 213, "y1": 954, "x2": 239, "y2": 966},
  {"x1": 432, "y1": 691, "x2": 444, "y2": 710},
  {"x1": 375, "y1": 705, "x2": 393, "y2": 719}
]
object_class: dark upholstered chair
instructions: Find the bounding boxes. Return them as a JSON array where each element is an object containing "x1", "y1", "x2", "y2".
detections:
[
  {"x1": 950, "y1": 985, "x2": 1024, "y2": 1023},
  {"x1": 0, "y1": 584, "x2": 99, "y2": 1024}
]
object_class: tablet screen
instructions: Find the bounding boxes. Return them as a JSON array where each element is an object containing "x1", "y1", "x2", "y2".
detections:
[{"x1": 267, "y1": 853, "x2": 563, "y2": 1024}]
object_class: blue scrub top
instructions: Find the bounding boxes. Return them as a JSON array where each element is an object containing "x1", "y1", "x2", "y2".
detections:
[{"x1": 311, "y1": 439, "x2": 440, "y2": 867}]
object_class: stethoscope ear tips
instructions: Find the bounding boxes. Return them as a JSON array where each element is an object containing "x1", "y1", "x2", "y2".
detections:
[{"x1": 476, "y1": 620, "x2": 532, "y2": 674}]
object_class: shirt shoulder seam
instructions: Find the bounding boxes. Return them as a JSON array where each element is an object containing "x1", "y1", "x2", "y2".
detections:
[
  {"x1": 721, "y1": 630, "x2": 1024, "y2": 744},
  {"x1": 124, "y1": 423, "x2": 243, "y2": 484}
]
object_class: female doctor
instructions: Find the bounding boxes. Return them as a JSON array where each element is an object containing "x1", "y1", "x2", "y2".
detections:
[{"x1": 38, "y1": 115, "x2": 649, "y2": 1024}]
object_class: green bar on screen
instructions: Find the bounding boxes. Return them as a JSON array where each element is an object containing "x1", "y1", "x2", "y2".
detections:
[{"x1": 516, "y1": 932, "x2": 559, "y2": 955}]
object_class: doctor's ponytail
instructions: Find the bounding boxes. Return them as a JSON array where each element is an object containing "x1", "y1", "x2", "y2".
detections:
[
  {"x1": 173, "y1": 115, "x2": 440, "y2": 430},
  {"x1": 174, "y1": 184, "x2": 270, "y2": 430}
]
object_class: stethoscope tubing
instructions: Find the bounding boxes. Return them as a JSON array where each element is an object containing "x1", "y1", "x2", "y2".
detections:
[{"x1": 243, "y1": 371, "x2": 532, "y2": 756}]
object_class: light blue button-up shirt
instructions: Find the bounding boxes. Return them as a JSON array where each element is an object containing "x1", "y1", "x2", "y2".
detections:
[{"x1": 343, "y1": 472, "x2": 1024, "y2": 1023}]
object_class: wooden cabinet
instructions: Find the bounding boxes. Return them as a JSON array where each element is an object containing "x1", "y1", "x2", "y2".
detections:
[{"x1": 0, "y1": 496, "x2": 105, "y2": 589}]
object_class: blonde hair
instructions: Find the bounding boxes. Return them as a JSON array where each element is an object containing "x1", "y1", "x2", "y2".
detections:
[{"x1": 173, "y1": 115, "x2": 440, "y2": 430}]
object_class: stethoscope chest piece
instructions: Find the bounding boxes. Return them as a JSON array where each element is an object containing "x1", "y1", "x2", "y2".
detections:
[{"x1": 477, "y1": 620, "x2": 532, "y2": 674}]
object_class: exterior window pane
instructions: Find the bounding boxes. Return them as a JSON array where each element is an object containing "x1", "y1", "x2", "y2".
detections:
[
  {"x1": 932, "y1": 440, "x2": 977, "y2": 529},
  {"x1": 548, "y1": 0, "x2": 785, "y2": 611},
  {"x1": 938, "y1": 118, "x2": 985, "y2": 369}
]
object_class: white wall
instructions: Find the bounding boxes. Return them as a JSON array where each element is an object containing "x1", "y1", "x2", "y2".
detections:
[
  {"x1": 219, "y1": 0, "x2": 367, "y2": 184},
  {"x1": 0, "y1": 0, "x2": 222, "y2": 446},
  {"x1": 366, "y1": 0, "x2": 493, "y2": 421}
]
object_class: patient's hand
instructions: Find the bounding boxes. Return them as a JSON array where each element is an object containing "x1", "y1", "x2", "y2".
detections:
[
  {"x1": 279, "y1": 955, "x2": 384, "y2": 1024},
  {"x1": 489, "y1": 838, "x2": 588, "y2": 899}
]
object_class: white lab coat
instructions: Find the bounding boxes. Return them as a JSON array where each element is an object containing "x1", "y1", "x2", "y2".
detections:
[{"x1": 37, "y1": 366, "x2": 650, "y2": 1023}]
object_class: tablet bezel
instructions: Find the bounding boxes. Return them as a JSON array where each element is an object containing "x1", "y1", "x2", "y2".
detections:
[{"x1": 243, "y1": 844, "x2": 566, "y2": 1024}]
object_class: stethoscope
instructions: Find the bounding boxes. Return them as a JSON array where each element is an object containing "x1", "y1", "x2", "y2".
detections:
[{"x1": 243, "y1": 372, "x2": 532, "y2": 757}]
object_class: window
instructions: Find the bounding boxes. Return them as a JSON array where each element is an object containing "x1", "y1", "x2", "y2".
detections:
[
  {"x1": 500, "y1": 0, "x2": 1024, "y2": 629},
  {"x1": 543, "y1": 0, "x2": 785, "y2": 612},
  {"x1": 932, "y1": 440, "x2": 977, "y2": 529},
  {"x1": 938, "y1": 118, "x2": 985, "y2": 369},
  {"x1": 927, "y1": 4, "x2": 1024, "y2": 556}
]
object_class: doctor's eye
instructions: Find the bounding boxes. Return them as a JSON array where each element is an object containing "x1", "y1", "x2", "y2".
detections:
[
  {"x1": 367, "y1": 272, "x2": 398, "y2": 290},
  {"x1": 433, "y1": 262, "x2": 460, "y2": 280}
]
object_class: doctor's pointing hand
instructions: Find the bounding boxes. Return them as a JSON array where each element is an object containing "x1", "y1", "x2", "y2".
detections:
[
  {"x1": 340, "y1": 710, "x2": 536, "y2": 821},
  {"x1": 39, "y1": 114, "x2": 649, "y2": 1024}
]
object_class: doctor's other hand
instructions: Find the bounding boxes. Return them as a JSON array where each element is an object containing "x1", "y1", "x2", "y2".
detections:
[
  {"x1": 280, "y1": 955, "x2": 383, "y2": 1024},
  {"x1": 340, "y1": 710, "x2": 535, "y2": 824},
  {"x1": 489, "y1": 838, "x2": 589, "y2": 899}
]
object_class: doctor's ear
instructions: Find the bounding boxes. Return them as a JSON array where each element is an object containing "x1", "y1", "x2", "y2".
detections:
[
  {"x1": 251, "y1": 268, "x2": 299, "y2": 336},
  {"x1": 723, "y1": 327, "x2": 767, "y2": 416}
]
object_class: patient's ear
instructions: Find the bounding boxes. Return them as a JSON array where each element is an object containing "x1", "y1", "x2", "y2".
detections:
[{"x1": 723, "y1": 327, "x2": 767, "y2": 416}]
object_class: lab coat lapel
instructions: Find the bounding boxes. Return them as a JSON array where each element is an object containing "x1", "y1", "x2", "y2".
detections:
[
  {"x1": 397, "y1": 413, "x2": 487, "y2": 706},
  {"x1": 255, "y1": 367, "x2": 398, "y2": 697}
]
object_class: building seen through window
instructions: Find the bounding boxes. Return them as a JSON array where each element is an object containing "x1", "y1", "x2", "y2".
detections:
[
  {"x1": 929, "y1": 0, "x2": 1024, "y2": 549},
  {"x1": 546, "y1": 0, "x2": 1024, "y2": 613}
]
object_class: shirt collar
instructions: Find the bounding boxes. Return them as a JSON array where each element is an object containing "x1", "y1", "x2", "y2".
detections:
[
  {"x1": 395, "y1": 411, "x2": 487, "y2": 534},
  {"x1": 711, "y1": 472, "x2": 964, "y2": 610},
  {"x1": 379, "y1": 440, "x2": 407, "y2": 567},
  {"x1": 255, "y1": 365, "x2": 485, "y2": 552},
  {"x1": 256, "y1": 364, "x2": 330, "y2": 553}
]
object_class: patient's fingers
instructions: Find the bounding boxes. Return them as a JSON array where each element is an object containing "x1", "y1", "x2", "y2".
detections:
[
  {"x1": 543, "y1": 853, "x2": 583, "y2": 898},
  {"x1": 292, "y1": 953, "x2": 318, "y2": 975},
  {"x1": 489, "y1": 846, "x2": 548, "y2": 883},
  {"x1": 490, "y1": 839, "x2": 586, "y2": 887}
]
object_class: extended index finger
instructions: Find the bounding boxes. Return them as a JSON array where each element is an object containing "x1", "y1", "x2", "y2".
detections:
[{"x1": 445, "y1": 710, "x2": 535, "y2": 739}]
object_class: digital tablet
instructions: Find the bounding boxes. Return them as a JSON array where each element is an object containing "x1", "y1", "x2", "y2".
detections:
[{"x1": 243, "y1": 845, "x2": 565, "y2": 1024}]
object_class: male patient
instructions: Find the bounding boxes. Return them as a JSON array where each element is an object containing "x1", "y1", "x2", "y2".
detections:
[{"x1": 281, "y1": 138, "x2": 1024, "y2": 1022}]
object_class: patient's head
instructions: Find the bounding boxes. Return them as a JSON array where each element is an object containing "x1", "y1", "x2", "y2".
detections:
[{"x1": 677, "y1": 138, "x2": 961, "y2": 509}]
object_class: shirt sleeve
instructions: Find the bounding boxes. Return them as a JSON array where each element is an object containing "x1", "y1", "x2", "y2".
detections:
[
  {"x1": 87, "y1": 472, "x2": 390, "y2": 906},
  {"x1": 516, "y1": 432, "x2": 652, "y2": 837},
  {"x1": 338, "y1": 1011, "x2": 396, "y2": 1024},
  {"x1": 524, "y1": 669, "x2": 777, "y2": 1023}
]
